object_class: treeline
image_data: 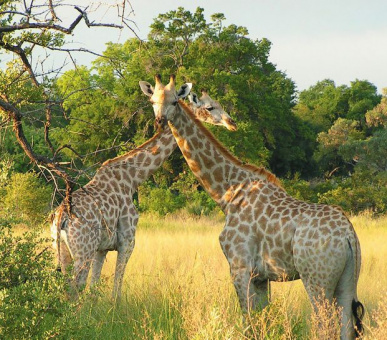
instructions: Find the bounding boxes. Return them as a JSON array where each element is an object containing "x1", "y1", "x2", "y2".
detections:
[{"x1": 1, "y1": 7, "x2": 386, "y2": 221}]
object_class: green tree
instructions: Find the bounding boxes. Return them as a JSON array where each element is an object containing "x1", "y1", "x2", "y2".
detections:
[
  {"x1": 0, "y1": 221, "x2": 82, "y2": 339},
  {"x1": 53, "y1": 6, "x2": 305, "y2": 193},
  {"x1": 295, "y1": 79, "x2": 382, "y2": 177},
  {"x1": 294, "y1": 79, "x2": 349, "y2": 133},
  {"x1": 148, "y1": 8, "x2": 309, "y2": 176},
  {"x1": 317, "y1": 89, "x2": 387, "y2": 214},
  {"x1": 315, "y1": 118, "x2": 365, "y2": 176},
  {"x1": 2, "y1": 172, "x2": 52, "y2": 225},
  {"x1": 365, "y1": 88, "x2": 387, "y2": 128},
  {"x1": 0, "y1": 1, "x2": 134, "y2": 209},
  {"x1": 347, "y1": 80, "x2": 381, "y2": 125}
]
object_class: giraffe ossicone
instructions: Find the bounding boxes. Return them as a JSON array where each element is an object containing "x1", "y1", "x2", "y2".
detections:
[
  {"x1": 51, "y1": 76, "x2": 237, "y2": 299},
  {"x1": 141, "y1": 74, "x2": 364, "y2": 340}
]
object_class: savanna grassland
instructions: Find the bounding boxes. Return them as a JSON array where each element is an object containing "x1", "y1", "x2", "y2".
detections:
[{"x1": 49, "y1": 213, "x2": 387, "y2": 340}]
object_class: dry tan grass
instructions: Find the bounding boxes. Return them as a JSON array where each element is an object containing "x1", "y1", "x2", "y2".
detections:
[{"x1": 44, "y1": 212, "x2": 387, "y2": 338}]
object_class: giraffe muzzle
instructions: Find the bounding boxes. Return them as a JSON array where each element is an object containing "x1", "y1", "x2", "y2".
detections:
[{"x1": 155, "y1": 116, "x2": 168, "y2": 129}]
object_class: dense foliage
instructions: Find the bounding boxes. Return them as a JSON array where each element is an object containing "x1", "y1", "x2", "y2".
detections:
[
  {"x1": 1, "y1": 6, "x2": 386, "y2": 215},
  {"x1": 0, "y1": 220, "x2": 80, "y2": 339}
]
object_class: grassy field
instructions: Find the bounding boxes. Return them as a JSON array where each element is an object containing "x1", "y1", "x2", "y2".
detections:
[{"x1": 53, "y1": 212, "x2": 386, "y2": 339}]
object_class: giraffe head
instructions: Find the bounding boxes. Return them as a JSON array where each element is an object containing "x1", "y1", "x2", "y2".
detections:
[
  {"x1": 188, "y1": 90, "x2": 237, "y2": 131},
  {"x1": 139, "y1": 75, "x2": 237, "y2": 131},
  {"x1": 139, "y1": 74, "x2": 192, "y2": 127}
]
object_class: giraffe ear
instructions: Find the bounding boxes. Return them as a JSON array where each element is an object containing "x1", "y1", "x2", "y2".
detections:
[
  {"x1": 177, "y1": 83, "x2": 192, "y2": 99},
  {"x1": 139, "y1": 81, "x2": 154, "y2": 97},
  {"x1": 188, "y1": 92, "x2": 200, "y2": 106}
]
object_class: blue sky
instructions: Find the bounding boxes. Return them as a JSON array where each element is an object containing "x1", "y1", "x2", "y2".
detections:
[
  {"x1": 80, "y1": 0, "x2": 387, "y2": 93},
  {"x1": 3, "y1": 0, "x2": 387, "y2": 93}
]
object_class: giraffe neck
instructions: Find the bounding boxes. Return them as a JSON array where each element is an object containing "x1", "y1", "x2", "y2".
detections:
[
  {"x1": 168, "y1": 102, "x2": 282, "y2": 210},
  {"x1": 91, "y1": 128, "x2": 176, "y2": 193}
]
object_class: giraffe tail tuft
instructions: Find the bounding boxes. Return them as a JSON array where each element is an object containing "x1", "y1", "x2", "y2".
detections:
[{"x1": 352, "y1": 299, "x2": 365, "y2": 338}]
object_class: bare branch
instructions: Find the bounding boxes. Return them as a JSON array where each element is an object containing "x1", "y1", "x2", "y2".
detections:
[
  {"x1": 0, "y1": 7, "x2": 123, "y2": 35},
  {"x1": 0, "y1": 39, "x2": 40, "y2": 86},
  {"x1": 38, "y1": 44, "x2": 107, "y2": 58},
  {"x1": 44, "y1": 103, "x2": 55, "y2": 155},
  {"x1": 74, "y1": 6, "x2": 123, "y2": 29},
  {"x1": 48, "y1": 0, "x2": 60, "y2": 22},
  {"x1": 53, "y1": 144, "x2": 84, "y2": 160},
  {"x1": 0, "y1": 17, "x2": 83, "y2": 35}
]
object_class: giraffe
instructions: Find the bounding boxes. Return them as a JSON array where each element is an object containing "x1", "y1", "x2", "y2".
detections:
[
  {"x1": 140, "y1": 75, "x2": 364, "y2": 340},
  {"x1": 51, "y1": 76, "x2": 237, "y2": 299},
  {"x1": 187, "y1": 90, "x2": 236, "y2": 130}
]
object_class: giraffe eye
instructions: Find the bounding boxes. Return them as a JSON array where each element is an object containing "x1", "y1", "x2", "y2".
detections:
[{"x1": 207, "y1": 106, "x2": 214, "y2": 111}]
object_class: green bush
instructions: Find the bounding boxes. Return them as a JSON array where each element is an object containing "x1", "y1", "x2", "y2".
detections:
[
  {"x1": 138, "y1": 184, "x2": 185, "y2": 215},
  {"x1": 186, "y1": 190, "x2": 217, "y2": 216},
  {"x1": 282, "y1": 174, "x2": 336, "y2": 203},
  {"x1": 2, "y1": 172, "x2": 52, "y2": 226},
  {"x1": 0, "y1": 220, "x2": 81, "y2": 339},
  {"x1": 318, "y1": 171, "x2": 387, "y2": 214}
]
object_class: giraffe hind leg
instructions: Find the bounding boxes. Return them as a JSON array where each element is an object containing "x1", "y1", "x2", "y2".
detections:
[
  {"x1": 73, "y1": 257, "x2": 93, "y2": 291},
  {"x1": 90, "y1": 250, "x2": 108, "y2": 286},
  {"x1": 113, "y1": 237, "x2": 135, "y2": 300}
]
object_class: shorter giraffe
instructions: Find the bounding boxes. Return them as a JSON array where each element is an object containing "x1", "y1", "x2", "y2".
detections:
[
  {"x1": 51, "y1": 79, "x2": 236, "y2": 298},
  {"x1": 188, "y1": 90, "x2": 237, "y2": 131},
  {"x1": 141, "y1": 75, "x2": 364, "y2": 340}
]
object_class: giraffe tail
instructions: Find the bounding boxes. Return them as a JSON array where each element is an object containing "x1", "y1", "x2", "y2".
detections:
[
  {"x1": 347, "y1": 237, "x2": 364, "y2": 338},
  {"x1": 352, "y1": 299, "x2": 365, "y2": 338},
  {"x1": 51, "y1": 205, "x2": 69, "y2": 272}
]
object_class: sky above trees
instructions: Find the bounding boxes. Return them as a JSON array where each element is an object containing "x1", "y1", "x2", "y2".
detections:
[
  {"x1": 132, "y1": 0, "x2": 387, "y2": 93},
  {"x1": 9, "y1": 0, "x2": 383, "y2": 94}
]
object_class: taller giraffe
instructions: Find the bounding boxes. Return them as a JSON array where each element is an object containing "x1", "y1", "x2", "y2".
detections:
[
  {"x1": 140, "y1": 75, "x2": 364, "y2": 340},
  {"x1": 51, "y1": 76, "x2": 237, "y2": 298}
]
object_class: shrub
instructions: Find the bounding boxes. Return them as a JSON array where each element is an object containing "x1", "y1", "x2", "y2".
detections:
[
  {"x1": 318, "y1": 171, "x2": 387, "y2": 214},
  {"x1": 2, "y1": 172, "x2": 52, "y2": 226},
  {"x1": 0, "y1": 220, "x2": 80, "y2": 339},
  {"x1": 283, "y1": 174, "x2": 336, "y2": 203},
  {"x1": 138, "y1": 184, "x2": 185, "y2": 215},
  {"x1": 186, "y1": 191, "x2": 217, "y2": 216}
]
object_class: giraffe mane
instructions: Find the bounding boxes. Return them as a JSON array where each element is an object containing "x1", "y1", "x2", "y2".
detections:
[
  {"x1": 100, "y1": 127, "x2": 165, "y2": 168},
  {"x1": 178, "y1": 100, "x2": 283, "y2": 189}
]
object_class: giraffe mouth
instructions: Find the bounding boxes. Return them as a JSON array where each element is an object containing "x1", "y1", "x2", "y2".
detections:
[
  {"x1": 155, "y1": 116, "x2": 168, "y2": 129},
  {"x1": 225, "y1": 118, "x2": 237, "y2": 131}
]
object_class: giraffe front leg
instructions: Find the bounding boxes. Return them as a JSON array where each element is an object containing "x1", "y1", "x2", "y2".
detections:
[
  {"x1": 219, "y1": 226, "x2": 269, "y2": 313},
  {"x1": 231, "y1": 266, "x2": 270, "y2": 313}
]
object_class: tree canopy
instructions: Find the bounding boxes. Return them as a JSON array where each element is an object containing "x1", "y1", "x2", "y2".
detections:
[{"x1": 1, "y1": 4, "x2": 386, "y2": 215}]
